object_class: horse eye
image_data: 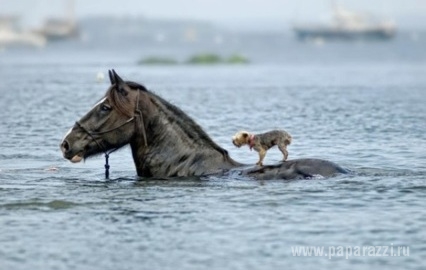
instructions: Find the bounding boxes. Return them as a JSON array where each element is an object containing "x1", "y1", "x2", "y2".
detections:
[{"x1": 100, "y1": 104, "x2": 111, "y2": 112}]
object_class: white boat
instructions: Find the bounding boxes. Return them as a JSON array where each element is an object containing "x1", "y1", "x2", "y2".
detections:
[
  {"x1": 0, "y1": 15, "x2": 46, "y2": 48},
  {"x1": 293, "y1": 3, "x2": 396, "y2": 41},
  {"x1": 39, "y1": 18, "x2": 78, "y2": 41},
  {"x1": 37, "y1": 0, "x2": 79, "y2": 41}
]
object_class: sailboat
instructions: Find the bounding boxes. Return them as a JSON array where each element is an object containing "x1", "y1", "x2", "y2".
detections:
[{"x1": 293, "y1": 3, "x2": 396, "y2": 41}]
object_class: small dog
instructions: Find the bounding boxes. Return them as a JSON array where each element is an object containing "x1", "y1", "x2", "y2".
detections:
[{"x1": 232, "y1": 130, "x2": 292, "y2": 166}]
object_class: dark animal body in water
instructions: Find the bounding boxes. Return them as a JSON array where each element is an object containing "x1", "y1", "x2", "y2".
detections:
[{"x1": 60, "y1": 70, "x2": 348, "y2": 180}]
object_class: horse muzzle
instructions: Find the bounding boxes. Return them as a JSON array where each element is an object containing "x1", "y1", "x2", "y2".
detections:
[{"x1": 60, "y1": 140, "x2": 84, "y2": 163}]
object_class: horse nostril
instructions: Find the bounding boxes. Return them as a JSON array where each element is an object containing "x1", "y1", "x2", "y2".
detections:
[{"x1": 61, "y1": 140, "x2": 70, "y2": 152}]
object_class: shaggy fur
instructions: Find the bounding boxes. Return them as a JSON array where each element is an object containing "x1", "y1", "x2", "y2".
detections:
[{"x1": 232, "y1": 130, "x2": 292, "y2": 166}]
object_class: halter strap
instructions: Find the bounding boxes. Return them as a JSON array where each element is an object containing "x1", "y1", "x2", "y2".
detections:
[
  {"x1": 133, "y1": 90, "x2": 148, "y2": 147},
  {"x1": 83, "y1": 117, "x2": 134, "y2": 135},
  {"x1": 75, "y1": 121, "x2": 122, "y2": 179}
]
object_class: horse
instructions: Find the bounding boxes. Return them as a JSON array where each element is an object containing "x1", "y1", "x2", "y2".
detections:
[{"x1": 60, "y1": 70, "x2": 348, "y2": 180}]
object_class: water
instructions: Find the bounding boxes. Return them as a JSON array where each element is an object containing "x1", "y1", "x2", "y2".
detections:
[{"x1": 0, "y1": 31, "x2": 425, "y2": 270}]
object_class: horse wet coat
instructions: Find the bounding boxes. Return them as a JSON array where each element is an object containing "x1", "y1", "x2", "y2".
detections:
[{"x1": 60, "y1": 70, "x2": 347, "y2": 179}]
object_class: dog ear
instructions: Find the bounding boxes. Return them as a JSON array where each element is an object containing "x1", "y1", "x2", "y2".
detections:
[{"x1": 242, "y1": 132, "x2": 248, "y2": 138}]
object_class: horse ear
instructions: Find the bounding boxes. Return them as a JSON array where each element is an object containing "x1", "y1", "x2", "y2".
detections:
[
  {"x1": 112, "y1": 69, "x2": 124, "y2": 84},
  {"x1": 108, "y1": 70, "x2": 115, "y2": 85},
  {"x1": 111, "y1": 69, "x2": 128, "y2": 96}
]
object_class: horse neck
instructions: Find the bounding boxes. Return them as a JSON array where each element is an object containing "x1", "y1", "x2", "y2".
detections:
[{"x1": 130, "y1": 93, "x2": 240, "y2": 177}]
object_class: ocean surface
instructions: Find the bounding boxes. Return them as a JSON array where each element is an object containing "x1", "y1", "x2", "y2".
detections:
[{"x1": 0, "y1": 29, "x2": 425, "y2": 270}]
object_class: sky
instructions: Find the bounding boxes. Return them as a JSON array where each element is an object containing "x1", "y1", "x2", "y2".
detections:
[{"x1": 2, "y1": 0, "x2": 426, "y2": 29}]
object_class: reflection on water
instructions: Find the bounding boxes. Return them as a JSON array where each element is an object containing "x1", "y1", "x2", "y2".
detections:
[{"x1": 0, "y1": 28, "x2": 425, "y2": 270}]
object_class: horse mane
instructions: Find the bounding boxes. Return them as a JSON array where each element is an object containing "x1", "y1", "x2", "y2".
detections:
[
  {"x1": 107, "y1": 80, "x2": 230, "y2": 159},
  {"x1": 150, "y1": 91, "x2": 230, "y2": 157}
]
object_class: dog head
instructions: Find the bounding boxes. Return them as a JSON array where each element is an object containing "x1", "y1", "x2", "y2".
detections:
[{"x1": 232, "y1": 131, "x2": 250, "y2": 147}]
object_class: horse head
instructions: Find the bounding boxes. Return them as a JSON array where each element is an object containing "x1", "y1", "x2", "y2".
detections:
[
  {"x1": 60, "y1": 70, "x2": 149, "y2": 163},
  {"x1": 60, "y1": 69, "x2": 237, "y2": 177}
]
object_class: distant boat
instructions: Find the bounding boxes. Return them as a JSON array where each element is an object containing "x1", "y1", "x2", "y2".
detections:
[
  {"x1": 0, "y1": 15, "x2": 46, "y2": 48},
  {"x1": 293, "y1": 4, "x2": 396, "y2": 41},
  {"x1": 37, "y1": 0, "x2": 79, "y2": 41},
  {"x1": 39, "y1": 18, "x2": 78, "y2": 41}
]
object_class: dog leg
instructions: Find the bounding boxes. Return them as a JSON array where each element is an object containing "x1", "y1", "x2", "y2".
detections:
[
  {"x1": 256, "y1": 149, "x2": 266, "y2": 166},
  {"x1": 278, "y1": 144, "x2": 288, "y2": 161}
]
